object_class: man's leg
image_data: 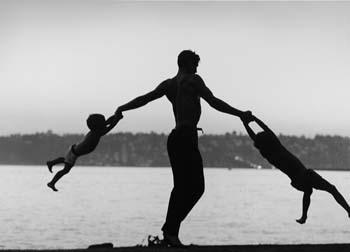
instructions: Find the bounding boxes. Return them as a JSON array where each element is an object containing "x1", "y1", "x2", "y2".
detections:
[
  {"x1": 162, "y1": 130, "x2": 205, "y2": 246},
  {"x1": 162, "y1": 155, "x2": 204, "y2": 246},
  {"x1": 162, "y1": 130, "x2": 185, "y2": 240},
  {"x1": 175, "y1": 148, "x2": 205, "y2": 225},
  {"x1": 162, "y1": 131, "x2": 181, "y2": 237}
]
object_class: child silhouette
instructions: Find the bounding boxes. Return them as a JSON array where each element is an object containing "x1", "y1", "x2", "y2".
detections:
[
  {"x1": 47, "y1": 112, "x2": 123, "y2": 191},
  {"x1": 242, "y1": 115, "x2": 350, "y2": 224}
]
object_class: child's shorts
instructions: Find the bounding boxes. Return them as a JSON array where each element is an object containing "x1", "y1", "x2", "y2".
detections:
[
  {"x1": 291, "y1": 173, "x2": 310, "y2": 192},
  {"x1": 64, "y1": 145, "x2": 78, "y2": 166},
  {"x1": 291, "y1": 169, "x2": 330, "y2": 192}
]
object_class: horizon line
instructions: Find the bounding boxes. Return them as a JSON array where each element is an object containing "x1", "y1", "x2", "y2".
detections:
[{"x1": 1, "y1": 130, "x2": 349, "y2": 139}]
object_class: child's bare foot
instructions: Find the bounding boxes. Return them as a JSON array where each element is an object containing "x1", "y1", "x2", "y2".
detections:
[
  {"x1": 296, "y1": 217, "x2": 306, "y2": 224},
  {"x1": 47, "y1": 182, "x2": 58, "y2": 192},
  {"x1": 47, "y1": 161, "x2": 53, "y2": 173}
]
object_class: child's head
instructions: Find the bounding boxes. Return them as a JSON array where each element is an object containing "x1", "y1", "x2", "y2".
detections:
[
  {"x1": 87, "y1": 114, "x2": 106, "y2": 131},
  {"x1": 254, "y1": 131, "x2": 281, "y2": 152}
]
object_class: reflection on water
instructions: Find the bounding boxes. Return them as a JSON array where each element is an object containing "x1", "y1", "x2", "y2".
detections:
[{"x1": 1, "y1": 165, "x2": 350, "y2": 249}]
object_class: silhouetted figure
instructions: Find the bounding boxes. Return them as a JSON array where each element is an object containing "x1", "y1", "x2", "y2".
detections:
[
  {"x1": 242, "y1": 115, "x2": 350, "y2": 224},
  {"x1": 46, "y1": 113, "x2": 123, "y2": 191},
  {"x1": 115, "y1": 50, "x2": 253, "y2": 247}
]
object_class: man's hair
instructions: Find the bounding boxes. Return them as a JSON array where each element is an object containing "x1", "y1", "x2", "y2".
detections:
[
  {"x1": 177, "y1": 50, "x2": 200, "y2": 68},
  {"x1": 87, "y1": 114, "x2": 106, "y2": 131}
]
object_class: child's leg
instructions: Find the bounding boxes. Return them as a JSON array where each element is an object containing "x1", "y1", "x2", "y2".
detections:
[
  {"x1": 296, "y1": 190, "x2": 312, "y2": 224},
  {"x1": 47, "y1": 163, "x2": 73, "y2": 191},
  {"x1": 47, "y1": 157, "x2": 65, "y2": 173},
  {"x1": 311, "y1": 170, "x2": 350, "y2": 216},
  {"x1": 325, "y1": 184, "x2": 350, "y2": 215}
]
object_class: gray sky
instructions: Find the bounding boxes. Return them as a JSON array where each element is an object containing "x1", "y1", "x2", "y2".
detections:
[{"x1": 1, "y1": 1, "x2": 350, "y2": 136}]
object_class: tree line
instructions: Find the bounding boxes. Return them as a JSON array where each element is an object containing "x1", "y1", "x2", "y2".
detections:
[{"x1": 0, "y1": 131, "x2": 349, "y2": 170}]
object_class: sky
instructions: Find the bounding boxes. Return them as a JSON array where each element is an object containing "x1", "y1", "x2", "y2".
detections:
[{"x1": 1, "y1": 1, "x2": 350, "y2": 136}]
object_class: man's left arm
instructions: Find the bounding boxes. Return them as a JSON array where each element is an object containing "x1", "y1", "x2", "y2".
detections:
[{"x1": 193, "y1": 75, "x2": 252, "y2": 120}]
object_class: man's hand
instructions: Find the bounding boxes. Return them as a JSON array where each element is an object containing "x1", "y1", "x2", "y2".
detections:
[
  {"x1": 115, "y1": 107, "x2": 123, "y2": 118},
  {"x1": 115, "y1": 110, "x2": 123, "y2": 121},
  {"x1": 240, "y1": 111, "x2": 254, "y2": 123},
  {"x1": 106, "y1": 112, "x2": 123, "y2": 125}
]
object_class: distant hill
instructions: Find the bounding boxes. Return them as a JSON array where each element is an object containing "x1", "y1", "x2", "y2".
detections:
[{"x1": 0, "y1": 131, "x2": 349, "y2": 170}]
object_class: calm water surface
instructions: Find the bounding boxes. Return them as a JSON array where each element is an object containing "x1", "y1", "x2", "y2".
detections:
[{"x1": 1, "y1": 165, "x2": 350, "y2": 249}]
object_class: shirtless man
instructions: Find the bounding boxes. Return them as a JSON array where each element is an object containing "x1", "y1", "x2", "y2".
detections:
[{"x1": 115, "y1": 50, "x2": 253, "y2": 247}]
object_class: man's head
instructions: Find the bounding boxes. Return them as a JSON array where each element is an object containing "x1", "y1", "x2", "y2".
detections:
[
  {"x1": 87, "y1": 114, "x2": 106, "y2": 131},
  {"x1": 177, "y1": 50, "x2": 200, "y2": 74}
]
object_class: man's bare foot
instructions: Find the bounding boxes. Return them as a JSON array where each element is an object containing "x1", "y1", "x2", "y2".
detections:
[
  {"x1": 163, "y1": 232, "x2": 185, "y2": 248},
  {"x1": 296, "y1": 217, "x2": 306, "y2": 224},
  {"x1": 47, "y1": 161, "x2": 53, "y2": 173},
  {"x1": 47, "y1": 182, "x2": 58, "y2": 192}
]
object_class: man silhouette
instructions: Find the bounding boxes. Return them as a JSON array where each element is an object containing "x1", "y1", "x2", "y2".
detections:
[{"x1": 115, "y1": 50, "x2": 252, "y2": 247}]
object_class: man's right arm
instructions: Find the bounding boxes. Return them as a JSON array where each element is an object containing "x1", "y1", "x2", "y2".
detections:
[
  {"x1": 116, "y1": 80, "x2": 169, "y2": 114},
  {"x1": 193, "y1": 75, "x2": 252, "y2": 119}
]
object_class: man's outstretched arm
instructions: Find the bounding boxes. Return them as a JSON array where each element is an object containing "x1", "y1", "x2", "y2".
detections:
[
  {"x1": 206, "y1": 94, "x2": 249, "y2": 118},
  {"x1": 116, "y1": 81, "x2": 168, "y2": 114},
  {"x1": 194, "y1": 75, "x2": 252, "y2": 120}
]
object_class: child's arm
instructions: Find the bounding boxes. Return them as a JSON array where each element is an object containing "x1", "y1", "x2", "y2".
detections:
[
  {"x1": 253, "y1": 116, "x2": 278, "y2": 138},
  {"x1": 242, "y1": 119, "x2": 257, "y2": 141},
  {"x1": 101, "y1": 113, "x2": 123, "y2": 135},
  {"x1": 296, "y1": 189, "x2": 312, "y2": 224}
]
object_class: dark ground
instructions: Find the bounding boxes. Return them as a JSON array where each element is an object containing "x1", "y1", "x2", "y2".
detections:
[{"x1": 3, "y1": 244, "x2": 350, "y2": 252}]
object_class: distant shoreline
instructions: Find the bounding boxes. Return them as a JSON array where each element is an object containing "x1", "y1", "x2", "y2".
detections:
[{"x1": 1, "y1": 132, "x2": 350, "y2": 171}]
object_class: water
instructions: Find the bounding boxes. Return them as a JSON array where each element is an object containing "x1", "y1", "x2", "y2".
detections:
[{"x1": 1, "y1": 165, "x2": 350, "y2": 249}]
